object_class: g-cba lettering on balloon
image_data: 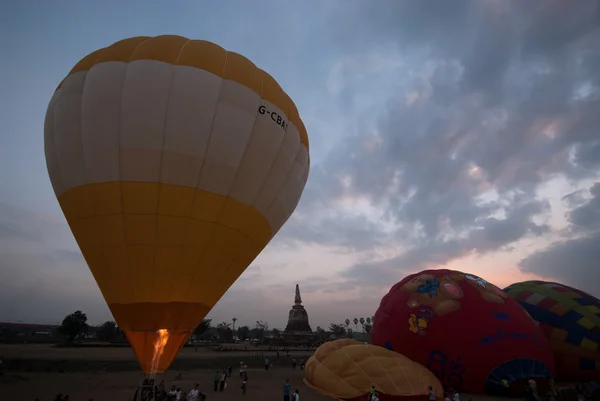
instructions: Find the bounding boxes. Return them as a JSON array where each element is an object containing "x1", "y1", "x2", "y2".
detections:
[{"x1": 258, "y1": 105, "x2": 288, "y2": 130}]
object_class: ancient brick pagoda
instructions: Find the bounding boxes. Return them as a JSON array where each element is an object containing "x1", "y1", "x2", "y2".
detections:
[{"x1": 283, "y1": 284, "x2": 316, "y2": 344}]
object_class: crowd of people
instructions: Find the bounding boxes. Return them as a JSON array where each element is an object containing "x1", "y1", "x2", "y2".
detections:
[
  {"x1": 132, "y1": 378, "x2": 206, "y2": 401},
  {"x1": 127, "y1": 360, "x2": 302, "y2": 401}
]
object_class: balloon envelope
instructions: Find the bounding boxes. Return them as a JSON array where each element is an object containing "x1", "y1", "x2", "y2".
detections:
[
  {"x1": 371, "y1": 269, "x2": 555, "y2": 394},
  {"x1": 504, "y1": 280, "x2": 600, "y2": 382},
  {"x1": 304, "y1": 339, "x2": 443, "y2": 401},
  {"x1": 44, "y1": 35, "x2": 309, "y2": 373}
]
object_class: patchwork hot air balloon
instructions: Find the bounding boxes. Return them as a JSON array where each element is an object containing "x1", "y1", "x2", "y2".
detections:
[
  {"x1": 44, "y1": 35, "x2": 309, "y2": 374},
  {"x1": 505, "y1": 281, "x2": 600, "y2": 382},
  {"x1": 304, "y1": 339, "x2": 443, "y2": 401},
  {"x1": 371, "y1": 269, "x2": 555, "y2": 394}
]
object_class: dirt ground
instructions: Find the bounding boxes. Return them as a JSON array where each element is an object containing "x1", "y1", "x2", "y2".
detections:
[
  {"x1": 0, "y1": 344, "x2": 325, "y2": 401},
  {"x1": 0, "y1": 344, "x2": 510, "y2": 401},
  {"x1": 1, "y1": 367, "x2": 331, "y2": 401}
]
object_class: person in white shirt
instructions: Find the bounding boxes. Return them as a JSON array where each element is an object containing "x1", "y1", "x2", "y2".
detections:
[
  {"x1": 189, "y1": 384, "x2": 200, "y2": 401},
  {"x1": 453, "y1": 391, "x2": 460, "y2": 401},
  {"x1": 293, "y1": 388, "x2": 300, "y2": 401},
  {"x1": 167, "y1": 385, "x2": 177, "y2": 400},
  {"x1": 372, "y1": 393, "x2": 380, "y2": 401}
]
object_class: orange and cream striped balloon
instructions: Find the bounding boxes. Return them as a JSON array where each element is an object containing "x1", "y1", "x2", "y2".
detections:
[{"x1": 44, "y1": 35, "x2": 309, "y2": 373}]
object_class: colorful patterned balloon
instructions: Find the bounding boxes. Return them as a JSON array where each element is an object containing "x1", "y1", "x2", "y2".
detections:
[
  {"x1": 372, "y1": 269, "x2": 555, "y2": 394},
  {"x1": 505, "y1": 280, "x2": 600, "y2": 382}
]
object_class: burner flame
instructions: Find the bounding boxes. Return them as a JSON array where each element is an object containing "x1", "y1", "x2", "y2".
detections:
[{"x1": 150, "y1": 329, "x2": 170, "y2": 374}]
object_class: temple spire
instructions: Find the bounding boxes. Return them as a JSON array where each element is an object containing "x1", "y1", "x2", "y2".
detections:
[{"x1": 294, "y1": 284, "x2": 302, "y2": 305}]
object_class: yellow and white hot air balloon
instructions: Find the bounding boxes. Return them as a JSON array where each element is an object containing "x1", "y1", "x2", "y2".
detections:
[{"x1": 44, "y1": 35, "x2": 309, "y2": 374}]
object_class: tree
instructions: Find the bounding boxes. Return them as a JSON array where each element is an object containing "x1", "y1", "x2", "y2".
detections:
[
  {"x1": 194, "y1": 319, "x2": 212, "y2": 337},
  {"x1": 232, "y1": 317, "x2": 237, "y2": 334},
  {"x1": 254, "y1": 320, "x2": 269, "y2": 357},
  {"x1": 366, "y1": 317, "x2": 371, "y2": 325},
  {"x1": 256, "y1": 320, "x2": 268, "y2": 333},
  {"x1": 237, "y1": 325, "x2": 250, "y2": 340},
  {"x1": 346, "y1": 327, "x2": 354, "y2": 339},
  {"x1": 271, "y1": 328, "x2": 281, "y2": 338},
  {"x1": 254, "y1": 320, "x2": 269, "y2": 341},
  {"x1": 115, "y1": 326, "x2": 125, "y2": 341},
  {"x1": 344, "y1": 319, "x2": 350, "y2": 328},
  {"x1": 316, "y1": 326, "x2": 328, "y2": 341},
  {"x1": 359, "y1": 317, "x2": 365, "y2": 332},
  {"x1": 216, "y1": 322, "x2": 233, "y2": 343},
  {"x1": 97, "y1": 321, "x2": 118, "y2": 342},
  {"x1": 364, "y1": 323, "x2": 372, "y2": 334},
  {"x1": 249, "y1": 327, "x2": 262, "y2": 339},
  {"x1": 353, "y1": 318, "x2": 359, "y2": 331},
  {"x1": 329, "y1": 323, "x2": 346, "y2": 338},
  {"x1": 59, "y1": 310, "x2": 89, "y2": 342}
]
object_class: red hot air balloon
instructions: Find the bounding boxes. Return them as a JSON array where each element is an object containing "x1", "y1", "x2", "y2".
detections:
[{"x1": 371, "y1": 269, "x2": 555, "y2": 394}]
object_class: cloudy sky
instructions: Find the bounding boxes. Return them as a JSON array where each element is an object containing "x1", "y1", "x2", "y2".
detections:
[{"x1": 1, "y1": 0, "x2": 599, "y2": 330}]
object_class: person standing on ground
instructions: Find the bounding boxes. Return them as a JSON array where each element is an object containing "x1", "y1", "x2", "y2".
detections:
[
  {"x1": 501, "y1": 377, "x2": 510, "y2": 397},
  {"x1": 188, "y1": 384, "x2": 200, "y2": 401},
  {"x1": 283, "y1": 379, "x2": 291, "y2": 401},
  {"x1": 213, "y1": 371, "x2": 220, "y2": 392},
  {"x1": 293, "y1": 389, "x2": 300, "y2": 401},
  {"x1": 428, "y1": 386, "x2": 436, "y2": 401},
  {"x1": 219, "y1": 370, "x2": 227, "y2": 392},
  {"x1": 241, "y1": 376, "x2": 247, "y2": 395},
  {"x1": 265, "y1": 357, "x2": 270, "y2": 370},
  {"x1": 167, "y1": 386, "x2": 177, "y2": 401},
  {"x1": 369, "y1": 385, "x2": 376, "y2": 401}
]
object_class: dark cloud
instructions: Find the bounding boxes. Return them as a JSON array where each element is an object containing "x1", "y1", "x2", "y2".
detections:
[
  {"x1": 0, "y1": 202, "x2": 109, "y2": 324},
  {"x1": 277, "y1": 213, "x2": 390, "y2": 251},
  {"x1": 567, "y1": 183, "x2": 600, "y2": 231},
  {"x1": 0, "y1": 201, "x2": 56, "y2": 242},
  {"x1": 520, "y1": 182, "x2": 600, "y2": 294},
  {"x1": 344, "y1": 199, "x2": 550, "y2": 285},
  {"x1": 285, "y1": 0, "x2": 600, "y2": 291},
  {"x1": 3, "y1": 0, "x2": 600, "y2": 325}
]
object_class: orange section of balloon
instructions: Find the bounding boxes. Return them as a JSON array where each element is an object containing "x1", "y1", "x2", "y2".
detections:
[{"x1": 44, "y1": 35, "x2": 310, "y2": 373}]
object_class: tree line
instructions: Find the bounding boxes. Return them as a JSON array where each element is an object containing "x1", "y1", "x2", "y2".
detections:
[{"x1": 44, "y1": 311, "x2": 375, "y2": 343}]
